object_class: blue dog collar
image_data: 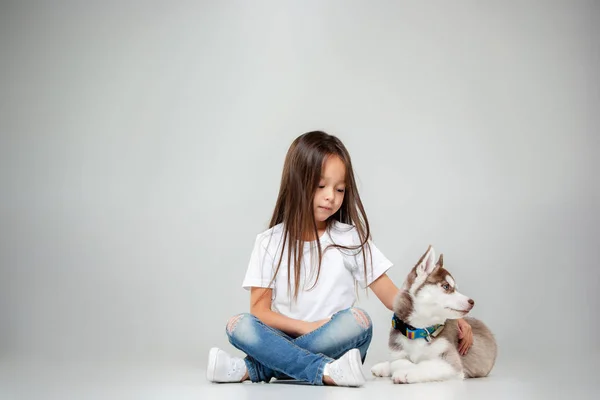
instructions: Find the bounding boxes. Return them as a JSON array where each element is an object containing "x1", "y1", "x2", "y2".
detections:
[{"x1": 392, "y1": 314, "x2": 444, "y2": 342}]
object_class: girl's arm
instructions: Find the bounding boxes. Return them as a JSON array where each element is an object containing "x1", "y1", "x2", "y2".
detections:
[
  {"x1": 368, "y1": 273, "x2": 399, "y2": 310},
  {"x1": 250, "y1": 287, "x2": 327, "y2": 337}
]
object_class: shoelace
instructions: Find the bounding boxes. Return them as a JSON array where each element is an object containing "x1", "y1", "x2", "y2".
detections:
[
  {"x1": 227, "y1": 358, "x2": 244, "y2": 378},
  {"x1": 329, "y1": 362, "x2": 344, "y2": 382}
]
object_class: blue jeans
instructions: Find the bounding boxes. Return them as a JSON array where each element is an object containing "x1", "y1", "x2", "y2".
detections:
[{"x1": 225, "y1": 307, "x2": 372, "y2": 385}]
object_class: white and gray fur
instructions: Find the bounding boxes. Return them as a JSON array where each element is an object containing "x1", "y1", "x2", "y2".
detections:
[{"x1": 371, "y1": 246, "x2": 497, "y2": 384}]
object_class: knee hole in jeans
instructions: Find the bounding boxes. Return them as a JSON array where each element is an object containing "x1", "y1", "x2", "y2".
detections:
[
  {"x1": 350, "y1": 308, "x2": 372, "y2": 329},
  {"x1": 226, "y1": 314, "x2": 245, "y2": 334}
]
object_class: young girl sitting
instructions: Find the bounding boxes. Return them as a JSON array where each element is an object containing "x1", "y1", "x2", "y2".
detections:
[{"x1": 207, "y1": 131, "x2": 472, "y2": 387}]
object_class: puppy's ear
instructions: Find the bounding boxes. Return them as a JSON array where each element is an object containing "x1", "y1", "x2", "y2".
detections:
[
  {"x1": 436, "y1": 254, "x2": 444, "y2": 267},
  {"x1": 417, "y1": 245, "x2": 437, "y2": 276}
]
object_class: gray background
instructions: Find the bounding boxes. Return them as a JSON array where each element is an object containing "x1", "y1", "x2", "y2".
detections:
[{"x1": 1, "y1": 0, "x2": 598, "y2": 374}]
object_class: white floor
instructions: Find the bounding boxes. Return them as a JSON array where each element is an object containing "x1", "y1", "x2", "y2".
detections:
[{"x1": 1, "y1": 356, "x2": 598, "y2": 400}]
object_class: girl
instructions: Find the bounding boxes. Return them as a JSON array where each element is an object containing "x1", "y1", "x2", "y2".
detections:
[{"x1": 207, "y1": 131, "x2": 473, "y2": 387}]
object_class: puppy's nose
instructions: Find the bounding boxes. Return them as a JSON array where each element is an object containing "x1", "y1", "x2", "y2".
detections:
[{"x1": 468, "y1": 299, "x2": 475, "y2": 306}]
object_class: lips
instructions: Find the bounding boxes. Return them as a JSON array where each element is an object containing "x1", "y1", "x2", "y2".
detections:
[{"x1": 318, "y1": 206, "x2": 332, "y2": 211}]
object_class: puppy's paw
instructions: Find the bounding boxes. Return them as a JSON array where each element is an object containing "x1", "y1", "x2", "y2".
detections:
[
  {"x1": 370, "y1": 361, "x2": 391, "y2": 377},
  {"x1": 392, "y1": 369, "x2": 409, "y2": 384}
]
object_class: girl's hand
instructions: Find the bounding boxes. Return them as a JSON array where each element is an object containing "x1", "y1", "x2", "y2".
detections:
[
  {"x1": 457, "y1": 318, "x2": 473, "y2": 356},
  {"x1": 300, "y1": 318, "x2": 330, "y2": 336}
]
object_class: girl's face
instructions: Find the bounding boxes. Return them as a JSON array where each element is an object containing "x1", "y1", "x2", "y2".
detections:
[{"x1": 313, "y1": 155, "x2": 346, "y2": 229}]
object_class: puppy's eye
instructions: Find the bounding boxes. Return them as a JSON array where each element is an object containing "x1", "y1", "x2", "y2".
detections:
[{"x1": 442, "y1": 284, "x2": 450, "y2": 290}]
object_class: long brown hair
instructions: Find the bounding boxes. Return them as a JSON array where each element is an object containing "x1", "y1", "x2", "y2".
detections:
[{"x1": 266, "y1": 131, "x2": 372, "y2": 302}]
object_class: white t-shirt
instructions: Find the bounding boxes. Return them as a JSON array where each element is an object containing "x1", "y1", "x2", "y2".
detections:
[{"x1": 242, "y1": 221, "x2": 393, "y2": 322}]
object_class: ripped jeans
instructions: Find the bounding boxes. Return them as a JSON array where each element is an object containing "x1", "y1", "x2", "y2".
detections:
[{"x1": 225, "y1": 307, "x2": 372, "y2": 385}]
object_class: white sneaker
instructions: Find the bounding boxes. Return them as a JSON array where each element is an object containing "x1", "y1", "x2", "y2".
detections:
[
  {"x1": 325, "y1": 349, "x2": 366, "y2": 387},
  {"x1": 206, "y1": 347, "x2": 248, "y2": 383}
]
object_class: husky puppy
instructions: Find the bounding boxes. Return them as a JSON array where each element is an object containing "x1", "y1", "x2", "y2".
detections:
[{"x1": 371, "y1": 246, "x2": 497, "y2": 384}]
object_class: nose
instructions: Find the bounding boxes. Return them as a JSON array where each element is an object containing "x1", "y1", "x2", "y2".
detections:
[
  {"x1": 468, "y1": 299, "x2": 475, "y2": 309},
  {"x1": 324, "y1": 187, "x2": 335, "y2": 201}
]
